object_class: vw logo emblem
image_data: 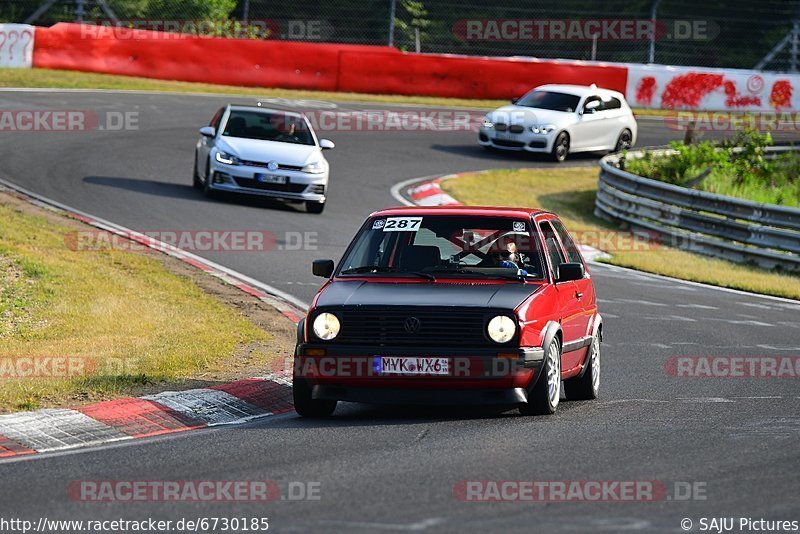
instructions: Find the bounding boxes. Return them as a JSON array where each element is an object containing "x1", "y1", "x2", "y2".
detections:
[
  {"x1": 267, "y1": 161, "x2": 279, "y2": 171},
  {"x1": 403, "y1": 316, "x2": 421, "y2": 334}
]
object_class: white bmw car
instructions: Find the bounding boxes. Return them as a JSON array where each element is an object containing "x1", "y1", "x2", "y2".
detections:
[
  {"x1": 478, "y1": 84, "x2": 637, "y2": 162},
  {"x1": 194, "y1": 104, "x2": 334, "y2": 214}
]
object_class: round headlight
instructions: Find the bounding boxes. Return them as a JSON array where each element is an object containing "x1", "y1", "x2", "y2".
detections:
[
  {"x1": 313, "y1": 312, "x2": 340, "y2": 340},
  {"x1": 487, "y1": 315, "x2": 516, "y2": 344}
]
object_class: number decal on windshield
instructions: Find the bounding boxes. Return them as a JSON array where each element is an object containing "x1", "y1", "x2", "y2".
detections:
[{"x1": 383, "y1": 217, "x2": 423, "y2": 232}]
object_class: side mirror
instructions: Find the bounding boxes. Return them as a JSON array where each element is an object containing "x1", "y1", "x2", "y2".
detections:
[
  {"x1": 556, "y1": 262, "x2": 585, "y2": 282},
  {"x1": 511, "y1": 97, "x2": 519, "y2": 104},
  {"x1": 199, "y1": 126, "x2": 216, "y2": 137},
  {"x1": 312, "y1": 259, "x2": 335, "y2": 278},
  {"x1": 319, "y1": 138, "x2": 335, "y2": 150}
]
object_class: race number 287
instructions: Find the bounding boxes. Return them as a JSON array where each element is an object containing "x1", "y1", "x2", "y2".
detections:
[{"x1": 383, "y1": 217, "x2": 423, "y2": 232}]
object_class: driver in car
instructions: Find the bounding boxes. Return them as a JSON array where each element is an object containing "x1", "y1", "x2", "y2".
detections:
[{"x1": 492, "y1": 235, "x2": 530, "y2": 275}]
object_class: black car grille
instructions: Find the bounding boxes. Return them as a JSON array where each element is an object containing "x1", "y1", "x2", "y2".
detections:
[
  {"x1": 324, "y1": 307, "x2": 508, "y2": 347},
  {"x1": 492, "y1": 123, "x2": 524, "y2": 134},
  {"x1": 234, "y1": 178, "x2": 307, "y2": 193},
  {"x1": 241, "y1": 160, "x2": 304, "y2": 171}
]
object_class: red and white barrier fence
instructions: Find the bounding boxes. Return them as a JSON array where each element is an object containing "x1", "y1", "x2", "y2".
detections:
[
  {"x1": 626, "y1": 64, "x2": 798, "y2": 112},
  {"x1": 13, "y1": 22, "x2": 800, "y2": 112},
  {"x1": 0, "y1": 24, "x2": 35, "y2": 68}
]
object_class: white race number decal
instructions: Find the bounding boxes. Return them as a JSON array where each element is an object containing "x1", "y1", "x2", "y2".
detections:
[{"x1": 382, "y1": 217, "x2": 423, "y2": 232}]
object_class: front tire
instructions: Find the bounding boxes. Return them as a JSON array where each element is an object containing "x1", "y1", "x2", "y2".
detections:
[
  {"x1": 551, "y1": 132, "x2": 569, "y2": 163},
  {"x1": 520, "y1": 337, "x2": 561, "y2": 415},
  {"x1": 614, "y1": 129, "x2": 633, "y2": 152},
  {"x1": 306, "y1": 201, "x2": 325, "y2": 214},
  {"x1": 293, "y1": 376, "x2": 337, "y2": 418},
  {"x1": 192, "y1": 153, "x2": 201, "y2": 189},
  {"x1": 203, "y1": 159, "x2": 215, "y2": 199},
  {"x1": 564, "y1": 335, "x2": 600, "y2": 400}
]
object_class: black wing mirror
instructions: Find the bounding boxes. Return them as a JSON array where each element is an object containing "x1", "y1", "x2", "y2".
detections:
[
  {"x1": 312, "y1": 259, "x2": 335, "y2": 278},
  {"x1": 556, "y1": 263, "x2": 585, "y2": 282}
]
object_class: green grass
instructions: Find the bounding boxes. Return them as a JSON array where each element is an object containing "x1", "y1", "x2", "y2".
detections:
[
  {"x1": 441, "y1": 167, "x2": 800, "y2": 300},
  {"x1": 623, "y1": 132, "x2": 800, "y2": 207},
  {"x1": 0, "y1": 195, "x2": 274, "y2": 412}
]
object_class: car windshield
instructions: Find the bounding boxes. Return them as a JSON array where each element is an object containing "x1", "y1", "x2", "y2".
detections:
[
  {"x1": 221, "y1": 109, "x2": 315, "y2": 145},
  {"x1": 338, "y1": 215, "x2": 546, "y2": 280},
  {"x1": 516, "y1": 90, "x2": 581, "y2": 112}
]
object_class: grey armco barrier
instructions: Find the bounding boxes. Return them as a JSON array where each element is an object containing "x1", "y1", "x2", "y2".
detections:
[{"x1": 595, "y1": 147, "x2": 800, "y2": 272}]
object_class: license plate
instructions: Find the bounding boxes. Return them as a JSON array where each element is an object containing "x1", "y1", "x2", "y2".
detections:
[
  {"x1": 255, "y1": 173, "x2": 288, "y2": 184},
  {"x1": 495, "y1": 131, "x2": 516, "y2": 140},
  {"x1": 374, "y1": 356, "x2": 450, "y2": 376}
]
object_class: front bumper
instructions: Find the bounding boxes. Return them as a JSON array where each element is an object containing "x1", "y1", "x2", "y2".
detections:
[
  {"x1": 207, "y1": 162, "x2": 327, "y2": 202},
  {"x1": 294, "y1": 343, "x2": 544, "y2": 405},
  {"x1": 478, "y1": 127, "x2": 555, "y2": 153},
  {"x1": 312, "y1": 384, "x2": 529, "y2": 405}
]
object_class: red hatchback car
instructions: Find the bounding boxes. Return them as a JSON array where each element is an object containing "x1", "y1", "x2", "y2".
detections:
[{"x1": 293, "y1": 206, "x2": 602, "y2": 417}]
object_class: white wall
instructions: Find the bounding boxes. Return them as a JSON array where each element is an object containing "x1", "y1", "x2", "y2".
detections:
[
  {"x1": 0, "y1": 24, "x2": 35, "y2": 68},
  {"x1": 626, "y1": 63, "x2": 800, "y2": 111}
]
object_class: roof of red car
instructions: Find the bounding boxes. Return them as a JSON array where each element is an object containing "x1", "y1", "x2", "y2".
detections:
[{"x1": 371, "y1": 206, "x2": 553, "y2": 218}]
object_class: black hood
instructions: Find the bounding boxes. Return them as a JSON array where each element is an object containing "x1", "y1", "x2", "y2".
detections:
[{"x1": 315, "y1": 280, "x2": 540, "y2": 310}]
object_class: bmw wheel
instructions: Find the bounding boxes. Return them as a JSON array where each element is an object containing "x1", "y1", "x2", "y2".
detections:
[
  {"x1": 564, "y1": 334, "x2": 600, "y2": 400},
  {"x1": 520, "y1": 337, "x2": 561, "y2": 415},
  {"x1": 614, "y1": 129, "x2": 633, "y2": 152},
  {"x1": 551, "y1": 132, "x2": 569, "y2": 163}
]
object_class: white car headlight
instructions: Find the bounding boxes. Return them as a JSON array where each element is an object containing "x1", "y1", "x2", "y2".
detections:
[
  {"x1": 313, "y1": 312, "x2": 340, "y2": 340},
  {"x1": 482, "y1": 117, "x2": 494, "y2": 128},
  {"x1": 215, "y1": 151, "x2": 241, "y2": 165},
  {"x1": 531, "y1": 124, "x2": 556, "y2": 134},
  {"x1": 487, "y1": 315, "x2": 516, "y2": 344},
  {"x1": 302, "y1": 160, "x2": 328, "y2": 174}
]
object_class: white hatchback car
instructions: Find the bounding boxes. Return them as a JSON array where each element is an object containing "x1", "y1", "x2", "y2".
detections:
[
  {"x1": 194, "y1": 104, "x2": 334, "y2": 214},
  {"x1": 478, "y1": 84, "x2": 637, "y2": 162}
]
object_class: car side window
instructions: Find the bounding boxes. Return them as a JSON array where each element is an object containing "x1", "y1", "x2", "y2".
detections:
[
  {"x1": 551, "y1": 220, "x2": 584, "y2": 265},
  {"x1": 583, "y1": 96, "x2": 602, "y2": 114},
  {"x1": 539, "y1": 221, "x2": 566, "y2": 279},
  {"x1": 210, "y1": 107, "x2": 225, "y2": 130},
  {"x1": 604, "y1": 97, "x2": 622, "y2": 110}
]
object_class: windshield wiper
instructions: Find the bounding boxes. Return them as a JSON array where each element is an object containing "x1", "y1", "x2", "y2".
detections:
[
  {"x1": 425, "y1": 267, "x2": 526, "y2": 281},
  {"x1": 340, "y1": 266, "x2": 435, "y2": 281},
  {"x1": 340, "y1": 266, "x2": 395, "y2": 274}
]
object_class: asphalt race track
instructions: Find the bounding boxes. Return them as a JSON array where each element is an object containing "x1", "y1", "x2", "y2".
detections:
[{"x1": 1, "y1": 90, "x2": 800, "y2": 532}]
